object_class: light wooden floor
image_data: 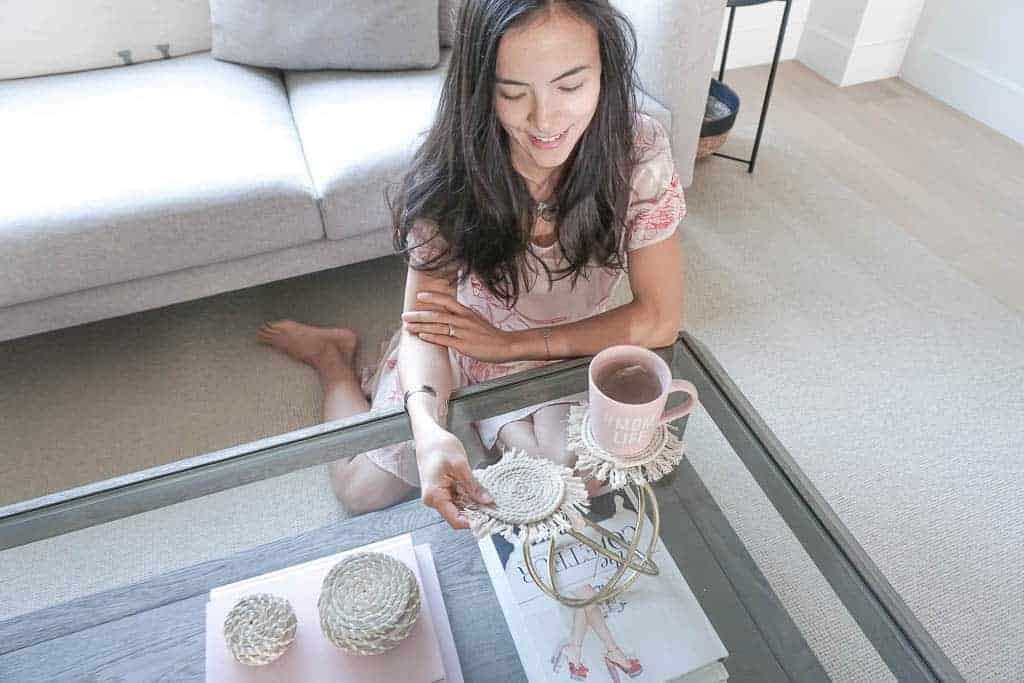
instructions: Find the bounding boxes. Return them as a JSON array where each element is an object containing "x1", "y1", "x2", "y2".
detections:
[{"x1": 715, "y1": 62, "x2": 1023, "y2": 316}]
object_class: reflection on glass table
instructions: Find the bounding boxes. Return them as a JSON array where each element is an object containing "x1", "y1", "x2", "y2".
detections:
[{"x1": 0, "y1": 333, "x2": 962, "y2": 682}]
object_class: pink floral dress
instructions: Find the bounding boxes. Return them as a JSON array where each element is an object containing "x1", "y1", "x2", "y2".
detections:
[{"x1": 357, "y1": 114, "x2": 687, "y2": 486}]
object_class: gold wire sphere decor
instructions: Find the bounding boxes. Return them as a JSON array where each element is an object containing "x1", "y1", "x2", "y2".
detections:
[
  {"x1": 460, "y1": 402, "x2": 688, "y2": 609},
  {"x1": 521, "y1": 478, "x2": 661, "y2": 608}
]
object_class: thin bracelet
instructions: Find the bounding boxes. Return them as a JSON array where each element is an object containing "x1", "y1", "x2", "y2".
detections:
[
  {"x1": 541, "y1": 327, "x2": 553, "y2": 359},
  {"x1": 403, "y1": 385, "x2": 437, "y2": 413}
]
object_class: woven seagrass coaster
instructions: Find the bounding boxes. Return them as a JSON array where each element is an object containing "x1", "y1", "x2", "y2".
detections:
[
  {"x1": 566, "y1": 403, "x2": 686, "y2": 489},
  {"x1": 318, "y1": 552, "x2": 420, "y2": 655},
  {"x1": 223, "y1": 593, "x2": 298, "y2": 666},
  {"x1": 460, "y1": 447, "x2": 589, "y2": 544}
]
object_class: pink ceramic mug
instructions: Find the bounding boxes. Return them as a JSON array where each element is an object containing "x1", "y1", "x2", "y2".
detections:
[{"x1": 588, "y1": 345, "x2": 698, "y2": 456}]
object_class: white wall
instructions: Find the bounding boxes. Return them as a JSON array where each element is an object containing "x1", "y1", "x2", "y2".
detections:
[
  {"x1": 796, "y1": 0, "x2": 867, "y2": 84},
  {"x1": 712, "y1": 0, "x2": 813, "y2": 72},
  {"x1": 900, "y1": 0, "x2": 1024, "y2": 144},
  {"x1": 796, "y1": 0, "x2": 925, "y2": 86},
  {"x1": 850, "y1": 0, "x2": 925, "y2": 83}
]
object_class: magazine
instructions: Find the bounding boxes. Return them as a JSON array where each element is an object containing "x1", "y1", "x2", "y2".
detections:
[{"x1": 478, "y1": 490, "x2": 729, "y2": 682}]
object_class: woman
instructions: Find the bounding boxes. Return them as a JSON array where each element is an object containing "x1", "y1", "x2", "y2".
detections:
[
  {"x1": 257, "y1": 0, "x2": 686, "y2": 529},
  {"x1": 553, "y1": 583, "x2": 642, "y2": 681}
]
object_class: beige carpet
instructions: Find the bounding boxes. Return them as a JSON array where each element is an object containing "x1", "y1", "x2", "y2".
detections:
[
  {"x1": 0, "y1": 255, "x2": 408, "y2": 505},
  {"x1": 2, "y1": 62, "x2": 1023, "y2": 681}
]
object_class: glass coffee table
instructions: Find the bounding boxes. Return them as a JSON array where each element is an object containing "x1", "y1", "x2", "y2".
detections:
[{"x1": 0, "y1": 333, "x2": 961, "y2": 681}]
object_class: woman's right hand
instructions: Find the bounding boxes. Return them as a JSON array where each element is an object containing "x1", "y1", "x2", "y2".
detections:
[{"x1": 416, "y1": 427, "x2": 494, "y2": 530}]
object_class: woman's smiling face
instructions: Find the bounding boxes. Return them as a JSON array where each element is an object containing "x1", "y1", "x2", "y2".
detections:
[{"x1": 494, "y1": 6, "x2": 602, "y2": 178}]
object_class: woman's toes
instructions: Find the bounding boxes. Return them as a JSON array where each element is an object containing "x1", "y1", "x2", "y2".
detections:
[{"x1": 255, "y1": 319, "x2": 352, "y2": 373}]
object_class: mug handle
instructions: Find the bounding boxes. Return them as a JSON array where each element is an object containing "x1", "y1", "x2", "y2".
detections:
[{"x1": 659, "y1": 379, "x2": 698, "y2": 424}]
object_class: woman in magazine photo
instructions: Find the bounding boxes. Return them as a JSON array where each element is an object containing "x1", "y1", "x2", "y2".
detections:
[
  {"x1": 257, "y1": 0, "x2": 687, "y2": 526},
  {"x1": 553, "y1": 582, "x2": 643, "y2": 682},
  {"x1": 552, "y1": 491, "x2": 644, "y2": 681},
  {"x1": 490, "y1": 493, "x2": 645, "y2": 681}
]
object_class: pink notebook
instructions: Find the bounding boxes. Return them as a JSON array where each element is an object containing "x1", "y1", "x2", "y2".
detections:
[{"x1": 205, "y1": 534, "x2": 446, "y2": 683}]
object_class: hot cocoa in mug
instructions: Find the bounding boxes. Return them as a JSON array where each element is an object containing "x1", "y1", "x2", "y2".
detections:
[{"x1": 588, "y1": 345, "x2": 698, "y2": 456}]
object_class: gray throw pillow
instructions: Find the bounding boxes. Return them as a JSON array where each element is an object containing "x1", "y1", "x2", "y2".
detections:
[{"x1": 211, "y1": 0, "x2": 440, "y2": 71}]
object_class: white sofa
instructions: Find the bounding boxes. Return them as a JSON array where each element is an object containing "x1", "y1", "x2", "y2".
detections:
[{"x1": 0, "y1": 0, "x2": 725, "y2": 343}]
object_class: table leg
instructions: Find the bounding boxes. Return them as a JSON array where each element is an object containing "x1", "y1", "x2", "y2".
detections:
[
  {"x1": 719, "y1": 5, "x2": 737, "y2": 82},
  {"x1": 748, "y1": 0, "x2": 793, "y2": 173}
]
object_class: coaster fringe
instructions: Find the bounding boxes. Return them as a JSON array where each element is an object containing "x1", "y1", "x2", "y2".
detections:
[
  {"x1": 566, "y1": 404, "x2": 687, "y2": 489},
  {"x1": 461, "y1": 447, "x2": 589, "y2": 545}
]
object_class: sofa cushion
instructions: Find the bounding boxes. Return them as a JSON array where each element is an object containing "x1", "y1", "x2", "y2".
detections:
[
  {"x1": 283, "y1": 51, "x2": 453, "y2": 242},
  {"x1": 0, "y1": 52, "x2": 323, "y2": 309},
  {"x1": 211, "y1": 0, "x2": 440, "y2": 71},
  {"x1": 0, "y1": 0, "x2": 211, "y2": 81},
  {"x1": 284, "y1": 49, "x2": 672, "y2": 243}
]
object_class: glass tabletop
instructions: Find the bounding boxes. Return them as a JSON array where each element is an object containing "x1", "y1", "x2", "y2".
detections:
[{"x1": 0, "y1": 333, "x2": 961, "y2": 682}]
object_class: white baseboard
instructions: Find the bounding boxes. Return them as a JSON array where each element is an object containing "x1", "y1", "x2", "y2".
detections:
[{"x1": 901, "y1": 44, "x2": 1024, "y2": 144}]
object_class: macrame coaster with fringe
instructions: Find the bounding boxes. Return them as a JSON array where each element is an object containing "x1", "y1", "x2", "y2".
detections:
[
  {"x1": 566, "y1": 403, "x2": 687, "y2": 490},
  {"x1": 460, "y1": 447, "x2": 590, "y2": 545}
]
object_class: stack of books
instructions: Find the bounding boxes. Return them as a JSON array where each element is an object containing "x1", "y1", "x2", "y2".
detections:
[
  {"x1": 204, "y1": 534, "x2": 462, "y2": 682},
  {"x1": 479, "y1": 490, "x2": 730, "y2": 682}
]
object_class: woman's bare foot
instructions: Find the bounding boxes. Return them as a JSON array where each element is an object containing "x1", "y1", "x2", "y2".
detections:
[{"x1": 257, "y1": 319, "x2": 358, "y2": 379}]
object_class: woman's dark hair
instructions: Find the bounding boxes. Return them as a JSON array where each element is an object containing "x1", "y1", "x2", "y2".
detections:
[{"x1": 389, "y1": 0, "x2": 640, "y2": 308}]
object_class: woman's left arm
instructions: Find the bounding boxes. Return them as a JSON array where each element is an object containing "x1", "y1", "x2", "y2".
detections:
[{"x1": 403, "y1": 235, "x2": 684, "y2": 361}]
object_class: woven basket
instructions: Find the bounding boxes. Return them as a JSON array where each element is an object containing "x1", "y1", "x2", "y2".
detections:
[
  {"x1": 697, "y1": 132, "x2": 730, "y2": 159},
  {"x1": 223, "y1": 593, "x2": 298, "y2": 666},
  {"x1": 318, "y1": 552, "x2": 420, "y2": 656},
  {"x1": 697, "y1": 79, "x2": 740, "y2": 160}
]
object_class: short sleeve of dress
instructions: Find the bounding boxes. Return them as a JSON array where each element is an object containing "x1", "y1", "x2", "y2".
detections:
[
  {"x1": 406, "y1": 218, "x2": 448, "y2": 268},
  {"x1": 624, "y1": 115, "x2": 687, "y2": 253}
]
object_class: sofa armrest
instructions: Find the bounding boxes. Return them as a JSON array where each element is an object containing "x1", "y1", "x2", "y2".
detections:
[{"x1": 615, "y1": 0, "x2": 727, "y2": 187}]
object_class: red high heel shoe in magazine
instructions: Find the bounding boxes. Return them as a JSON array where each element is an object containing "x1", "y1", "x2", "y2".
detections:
[
  {"x1": 604, "y1": 649, "x2": 643, "y2": 681},
  {"x1": 552, "y1": 642, "x2": 589, "y2": 680}
]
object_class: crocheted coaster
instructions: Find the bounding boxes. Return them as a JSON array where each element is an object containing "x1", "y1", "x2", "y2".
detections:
[
  {"x1": 566, "y1": 403, "x2": 686, "y2": 489},
  {"x1": 461, "y1": 447, "x2": 589, "y2": 544},
  {"x1": 223, "y1": 593, "x2": 298, "y2": 666},
  {"x1": 318, "y1": 552, "x2": 420, "y2": 656}
]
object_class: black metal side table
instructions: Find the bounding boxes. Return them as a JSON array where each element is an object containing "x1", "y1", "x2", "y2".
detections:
[{"x1": 714, "y1": 0, "x2": 793, "y2": 173}]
